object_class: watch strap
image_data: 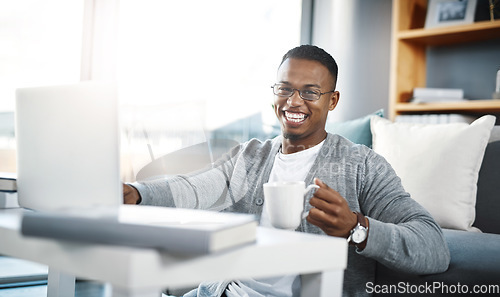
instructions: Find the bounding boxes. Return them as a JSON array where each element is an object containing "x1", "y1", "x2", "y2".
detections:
[{"x1": 354, "y1": 211, "x2": 367, "y2": 228}]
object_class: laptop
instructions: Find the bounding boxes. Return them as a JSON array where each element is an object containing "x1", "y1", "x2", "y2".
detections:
[{"x1": 15, "y1": 82, "x2": 122, "y2": 212}]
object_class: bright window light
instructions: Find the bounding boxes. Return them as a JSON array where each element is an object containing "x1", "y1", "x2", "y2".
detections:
[
  {"x1": 0, "y1": 0, "x2": 84, "y2": 112},
  {"x1": 117, "y1": 0, "x2": 301, "y2": 131},
  {"x1": 117, "y1": 0, "x2": 302, "y2": 179}
]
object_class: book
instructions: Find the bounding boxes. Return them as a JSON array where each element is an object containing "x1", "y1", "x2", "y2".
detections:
[
  {"x1": 0, "y1": 192, "x2": 19, "y2": 208},
  {"x1": 0, "y1": 172, "x2": 17, "y2": 192},
  {"x1": 395, "y1": 114, "x2": 476, "y2": 124},
  {"x1": 412, "y1": 88, "x2": 465, "y2": 103},
  {"x1": 20, "y1": 205, "x2": 257, "y2": 255}
]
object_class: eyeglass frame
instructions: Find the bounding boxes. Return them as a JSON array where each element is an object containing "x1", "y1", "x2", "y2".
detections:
[{"x1": 271, "y1": 83, "x2": 335, "y2": 101}]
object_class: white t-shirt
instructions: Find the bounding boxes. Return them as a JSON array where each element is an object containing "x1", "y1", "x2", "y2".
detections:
[{"x1": 231, "y1": 140, "x2": 325, "y2": 297}]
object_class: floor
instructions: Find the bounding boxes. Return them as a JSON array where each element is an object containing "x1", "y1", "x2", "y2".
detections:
[
  {"x1": 0, "y1": 256, "x2": 111, "y2": 297},
  {"x1": 0, "y1": 256, "x2": 179, "y2": 296},
  {"x1": 0, "y1": 281, "x2": 111, "y2": 297}
]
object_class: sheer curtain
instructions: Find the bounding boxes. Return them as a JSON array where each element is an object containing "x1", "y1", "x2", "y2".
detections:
[{"x1": 80, "y1": 0, "x2": 119, "y2": 81}]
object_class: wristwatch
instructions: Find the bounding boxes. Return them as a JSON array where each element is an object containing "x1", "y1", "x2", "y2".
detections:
[{"x1": 348, "y1": 212, "x2": 368, "y2": 245}]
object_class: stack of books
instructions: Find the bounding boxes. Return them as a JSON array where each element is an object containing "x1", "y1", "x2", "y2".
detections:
[
  {"x1": 0, "y1": 172, "x2": 18, "y2": 208},
  {"x1": 395, "y1": 114, "x2": 476, "y2": 124},
  {"x1": 411, "y1": 88, "x2": 465, "y2": 103}
]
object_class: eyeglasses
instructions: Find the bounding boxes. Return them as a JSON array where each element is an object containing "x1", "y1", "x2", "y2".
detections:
[{"x1": 271, "y1": 83, "x2": 335, "y2": 101}]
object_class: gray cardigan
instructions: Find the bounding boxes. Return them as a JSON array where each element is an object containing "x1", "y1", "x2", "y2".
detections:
[{"x1": 133, "y1": 133, "x2": 450, "y2": 297}]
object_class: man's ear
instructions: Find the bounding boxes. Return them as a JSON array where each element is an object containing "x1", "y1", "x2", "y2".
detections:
[{"x1": 329, "y1": 91, "x2": 340, "y2": 111}]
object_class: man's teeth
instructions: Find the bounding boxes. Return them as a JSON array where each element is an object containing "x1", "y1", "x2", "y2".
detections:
[{"x1": 285, "y1": 111, "x2": 306, "y2": 122}]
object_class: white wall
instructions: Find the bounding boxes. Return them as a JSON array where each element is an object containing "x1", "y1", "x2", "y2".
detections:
[{"x1": 312, "y1": 0, "x2": 392, "y2": 122}]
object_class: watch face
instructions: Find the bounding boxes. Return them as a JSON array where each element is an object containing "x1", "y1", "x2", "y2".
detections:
[{"x1": 352, "y1": 228, "x2": 367, "y2": 244}]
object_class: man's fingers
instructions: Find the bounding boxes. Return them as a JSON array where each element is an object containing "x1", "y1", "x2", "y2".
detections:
[
  {"x1": 306, "y1": 208, "x2": 345, "y2": 236},
  {"x1": 309, "y1": 196, "x2": 341, "y2": 216},
  {"x1": 314, "y1": 177, "x2": 328, "y2": 189},
  {"x1": 123, "y1": 183, "x2": 141, "y2": 204},
  {"x1": 308, "y1": 177, "x2": 356, "y2": 237},
  {"x1": 312, "y1": 178, "x2": 344, "y2": 206}
]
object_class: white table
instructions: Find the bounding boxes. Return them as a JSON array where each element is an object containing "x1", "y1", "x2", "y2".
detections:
[{"x1": 0, "y1": 208, "x2": 347, "y2": 297}]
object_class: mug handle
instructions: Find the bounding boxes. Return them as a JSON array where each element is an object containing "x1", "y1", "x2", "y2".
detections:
[
  {"x1": 302, "y1": 184, "x2": 320, "y2": 219},
  {"x1": 303, "y1": 184, "x2": 320, "y2": 195}
]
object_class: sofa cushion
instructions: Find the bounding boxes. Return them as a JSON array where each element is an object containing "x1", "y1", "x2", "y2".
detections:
[
  {"x1": 474, "y1": 141, "x2": 500, "y2": 234},
  {"x1": 326, "y1": 109, "x2": 383, "y2": 147},
  {"x1": 371, "y1": 115, "x2": 495, "y2": 231},
  {"x1": 375, "y1": 229, "x2": 500, "y2": 296},
  {"x1": 441, "y1": 229, "x2": 500, "y2": 283},
  {"x1": 489, "y1": 126, "x2": 500, "y2": 142}
]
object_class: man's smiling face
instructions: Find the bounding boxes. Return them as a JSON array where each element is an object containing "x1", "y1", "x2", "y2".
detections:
[{"x1": 274, "y1": 58, "x2": 339, "y2": 148}]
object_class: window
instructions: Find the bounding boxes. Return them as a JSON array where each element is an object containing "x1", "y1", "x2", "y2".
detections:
[
  {"x1": 0, "y1": 0, "x2": 84, "y2": 170},
  {"x1": 117, "y1": 0, "x2": 303, "y2": 179},
  {"x1": 0, "y1": 0, "x2": 304, "y2": 179},
  {"x1": 0, "y1": 0, "x2": 84, "y2": 112}
]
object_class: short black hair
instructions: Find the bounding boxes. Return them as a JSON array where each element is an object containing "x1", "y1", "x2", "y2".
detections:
[{"x1": 279, "y1": 45, "x2": 338, "y2": 88}]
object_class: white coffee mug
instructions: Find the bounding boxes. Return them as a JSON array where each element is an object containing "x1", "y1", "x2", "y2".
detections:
[{"x1": 263, "y1": 181, "x2": 319, "y2": 230}]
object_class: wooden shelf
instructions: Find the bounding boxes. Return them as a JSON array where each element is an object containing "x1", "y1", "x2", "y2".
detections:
[
  {"x1": 389, "y1": 0, "x2": 500, "y2": 120},
  {"x1": 397, "y1": 20, "x2": 500, "y2": 46},
  {"x1": 395, "y1": 100, "x2": 500, "y2": 114}
]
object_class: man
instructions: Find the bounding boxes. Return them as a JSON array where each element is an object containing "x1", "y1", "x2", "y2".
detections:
[{"x1": 124, "y1": 45, "x2": 450, "y2": 297}]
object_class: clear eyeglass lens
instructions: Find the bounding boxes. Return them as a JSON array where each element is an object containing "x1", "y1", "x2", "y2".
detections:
[
  {"x1": 300, "y1": 89, "x2": 320, "y2": 100},
  {"x1": 275, "y1": 86, "x2": 292, "y2": 96}
]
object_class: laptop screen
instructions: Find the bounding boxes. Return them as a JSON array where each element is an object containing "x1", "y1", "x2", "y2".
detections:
[{"x1": 15, "y1": 82, "x2": 122, "y2": 211}]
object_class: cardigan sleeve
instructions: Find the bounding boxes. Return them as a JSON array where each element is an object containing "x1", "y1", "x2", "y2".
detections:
[
  {"x1": 132, "y1": 143, "x2": 243, "y2": 211},
  {"x1": 357, "y1": 150, "x2": 450, "y2": 274},
  {"x1": 130, "y1": 137, "x2": 279, "y2": 214}
]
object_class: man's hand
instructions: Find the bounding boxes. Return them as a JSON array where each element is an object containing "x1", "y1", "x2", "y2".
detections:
[
  {"x1": 306, "y1": 178, "x2": 358, "y2": 239},
  {"x1": 123, "y1": 183, "x2": 141, "y2": 204}
]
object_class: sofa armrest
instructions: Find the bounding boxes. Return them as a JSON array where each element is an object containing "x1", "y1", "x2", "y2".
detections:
[
  {"x1": 375, "y1": 229, "x2": 500, "y2": 296},
  {"x1": 439, "y1": 229, "x2": 500, "y2": 283}
]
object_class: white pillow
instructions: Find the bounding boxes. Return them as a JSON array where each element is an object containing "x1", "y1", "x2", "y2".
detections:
[{"x1": 371, "y1": 115, "x2": 495, "y2": 231}]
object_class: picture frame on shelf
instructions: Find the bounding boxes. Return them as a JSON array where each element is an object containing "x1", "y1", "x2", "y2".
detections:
[{"x1": 425, "y1": 0, "x2": 478, "y2": 28}]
